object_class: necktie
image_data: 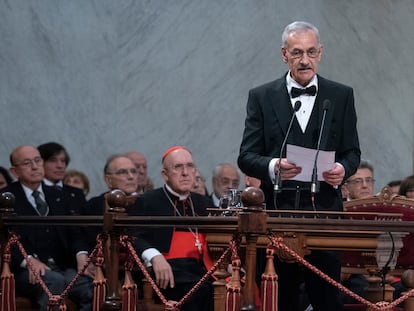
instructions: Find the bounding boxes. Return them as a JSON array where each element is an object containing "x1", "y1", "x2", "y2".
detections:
[
  {"x1": 32, "y1": 190, "x2": 49, "y2": 216},
  {"x1": 291, "y1": 85, "x2": 317, "y2": 98}
]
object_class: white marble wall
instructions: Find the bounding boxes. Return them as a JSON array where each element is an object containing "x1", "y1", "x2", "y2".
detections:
[{"x1": 1, "y1": 0, "x2": 413, "y2": 197}]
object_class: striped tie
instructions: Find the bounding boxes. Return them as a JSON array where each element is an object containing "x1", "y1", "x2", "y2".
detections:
[{"x1": 32, "y1": 190, "x2": 49, "y2": 216}]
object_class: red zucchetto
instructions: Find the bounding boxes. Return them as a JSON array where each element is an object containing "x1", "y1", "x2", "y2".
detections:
[{"x1": 161, "y1": 146, "x2": 190, "y2": 163}]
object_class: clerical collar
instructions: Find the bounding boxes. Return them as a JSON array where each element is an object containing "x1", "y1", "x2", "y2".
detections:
[
  {"x1": 164, "y1": 184, "x2": 189, "y2": 201},
  {"x1": 286, "y1": 72, "x2": 318, "y2": 94}
]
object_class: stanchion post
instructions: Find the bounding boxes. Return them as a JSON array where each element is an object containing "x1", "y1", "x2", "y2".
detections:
[
  {"x1": 238, "y1": 187, "x2": 267, "y2": 311},
  {"x1": 101, "y1": 189, "x2": 127, "y2": 311}
]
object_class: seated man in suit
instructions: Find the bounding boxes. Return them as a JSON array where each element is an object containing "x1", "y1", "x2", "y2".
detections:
[
  {"x1": 210, "y1": 163, "x2": 240, "y2": 207},
  {"x1": 1, "y1": 145, "x2": 93, "y2": 311},
  {"x1": 124, "y1": 151, "x2": 154, "y2": 194},
  {"x1": 81, "y1": 154, "x2": 139, "y2": 250},
  {"x1": 37, "y1": 142, "x2": 86, "y2": 215},
  {"x1": 129, "y1": 146, "x2": 214, "y2": 311},
  {"x1": 341, "y1": 159, "x2": 375, "y2": 304}
]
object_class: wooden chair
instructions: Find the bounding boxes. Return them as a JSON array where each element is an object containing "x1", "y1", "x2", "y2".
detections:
[{"x1": 342, "y1": 186, "x2": 414, "y2": 309}]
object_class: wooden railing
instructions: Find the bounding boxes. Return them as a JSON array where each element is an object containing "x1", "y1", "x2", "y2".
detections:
[{"x1": 2, "y1": 188, "x2": 414, "y2": 310}]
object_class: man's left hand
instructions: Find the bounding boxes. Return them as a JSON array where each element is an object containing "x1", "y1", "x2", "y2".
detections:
[{"x1": 323, "y1": 163, "x2": 345, "y2": 187}]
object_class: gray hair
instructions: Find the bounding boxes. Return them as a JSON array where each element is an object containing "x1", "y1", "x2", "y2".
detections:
[
  {"x1": 212, "y1": 163, "x2": 238, "y2": 178},
  {"x1": 281, "y1": 21, "x2": 320, "y2": 48},
  {"x1": 103, "y1": 154, "x2": 126, "y2": 174},
  {"x1": 358, "y1": 159, "x2": 374, "y2": 175}
]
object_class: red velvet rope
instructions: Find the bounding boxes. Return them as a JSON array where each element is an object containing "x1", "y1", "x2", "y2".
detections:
[
  {"x1": 5, "y1": 232, "x2": 105, "y2": 310},
  {"x1": 6, "y1": 228, "x2": 413, "y2": 310},
  {"x1": 268, "y1": 233, "x2": 414, "y2": 310},
  {"x1": 120, "y1": 234, "x2": 232, "y2": 310}
]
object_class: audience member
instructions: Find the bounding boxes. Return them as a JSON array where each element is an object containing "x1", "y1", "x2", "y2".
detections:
[
  {"x1": 37, "y1": 142, "x2": 86, "y2": 215},
  {"x1": 0, "y1": 165, "x2": 13, "y2": 189},
  {"x1": 398, "y1": 175, "x2": 414, "y2": 199},
  {"x1": 125, "y1": 151, "x2": 154, "y2": 194},
  {"x1": 129, "y1": 146, "x2": 214, "y2": 311},
  {"x1": 341, "y1": 160, "x2": 376, "y2": 305},
  {"x1": 343, "y1": 160, "x2": 375, "y2": 200},
  {"x1": 63, "y1": 169, "x2": 90, "y2": 197},
  {"x1": 387, "y1": 180, "x2": 401, "y2": 195},
  {"x1": 389, "y1": 174, "x2": 414, "y2": 301},
  {"x1": 81, "y1": 155, "x2": 139, "y2": 250},
  {"x1": 210, "y1": 163, "x2": 240, "y2": 207},
  {"x1": 1, "y1": 145, "x2": 93, "y2": 310},
  {"x1": 192, "y1": 169, "x2": 209, "y2": 196},
  {"x1": 237, "y1": 21, "x2": 360, "y2": 311}
]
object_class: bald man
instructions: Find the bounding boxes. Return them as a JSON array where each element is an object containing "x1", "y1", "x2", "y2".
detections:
[
  {"x1": 129, "y1": 146, "x2": 214, "y2": 311},
  {"x1": 124, "y1": 151, "x2": 154, "y2": 194},
  {"x1": 1, "y1": 145, "x2": 92, "y2": 310}
]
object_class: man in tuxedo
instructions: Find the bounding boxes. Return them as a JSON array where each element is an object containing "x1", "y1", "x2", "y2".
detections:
[
  {"x1": 37, "y1": 142, "x2": 86, "y2": 215},
  {"x1": 238, "y1": 21, "x2": 361, "y2": 310},
  {"x1": 1, "y1": 145, "x2": 92, "y2": 310},
  {"x1": 129, "y1": 146, "x2": 214, "y2": 311}
]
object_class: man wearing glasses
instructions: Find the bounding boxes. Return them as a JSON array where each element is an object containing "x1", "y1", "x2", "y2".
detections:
[
  {"x1": 238, "y1": 21, "x2": 361, "y2": 310},
  {"x1": 343, "y1": 160, "x2": 375, "y2": 200},
  {"x1": 1, "y1": 145, "x2": 92, "y2": 310},
  {"x1": 341, "y1": 160, "x2": 375, "y2": 305},
  {"x1": 81, "y1": 154, "x2": 139, "y2": 246}
]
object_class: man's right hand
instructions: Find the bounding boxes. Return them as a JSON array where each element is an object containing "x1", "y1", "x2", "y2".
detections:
[
  {"x1": 151, "y1": 255, "x2": 174, "y2": 289},
  {"x1": 276, "y1": 158, "x2": 302, "y2": 180},
  {"x1": 27, "y1": 257, "x2": 50, "y2": 284}
]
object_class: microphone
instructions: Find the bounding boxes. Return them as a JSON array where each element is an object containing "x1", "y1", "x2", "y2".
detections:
[
  {"x1": 310, "y1": 99, "x2": 331, "y2": 194},
  {"x1": 274, "y1": 100, "x2": 302, "y2": 195}
]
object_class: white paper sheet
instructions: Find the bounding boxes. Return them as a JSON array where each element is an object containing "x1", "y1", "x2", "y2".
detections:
[{"x1": 286, "y1": 144, "x2": 335, "y2": 182}]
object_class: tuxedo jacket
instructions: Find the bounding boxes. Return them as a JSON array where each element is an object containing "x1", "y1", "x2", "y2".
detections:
[
  {"x1": 238, "y1": 74, "x2": 361, "y2": 211},
  {"x1": 128, "y1": 187, "x2": 213, "y2": 254},
  {"x1": 1, "y1": 182, "x2": 87, "y2": 271}
]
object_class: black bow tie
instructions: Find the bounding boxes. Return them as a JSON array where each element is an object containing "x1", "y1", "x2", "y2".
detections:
[{"x1": 291, "y1": 85, "x2": 317, "y2": 98}]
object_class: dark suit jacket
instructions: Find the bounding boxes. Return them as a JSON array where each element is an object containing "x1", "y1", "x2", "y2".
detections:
[
  {"x1": 61, "y1": 184, "x2": 86, "y2": 215},
  {"x1": 128, "y1": 187, "x2": 213, "y2": 254},
  {"x1": 1, "y1": 182, "x2": 86, "y2": 271},
  {"x1": 238, "y1": 74, "x2": 361, "y2": 211}
]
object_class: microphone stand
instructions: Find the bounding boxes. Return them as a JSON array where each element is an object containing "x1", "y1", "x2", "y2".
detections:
[
  {"x1": 310, "y1": 100, "x2": 331, "y2": 215},
  {"x1": 273, "y1": 100, "x2": 301, "y2": 209}
]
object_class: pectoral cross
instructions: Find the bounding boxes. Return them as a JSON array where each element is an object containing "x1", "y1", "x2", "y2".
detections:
[{"x1": 195, "y1": 237, "x2": 203, "y2": 254}]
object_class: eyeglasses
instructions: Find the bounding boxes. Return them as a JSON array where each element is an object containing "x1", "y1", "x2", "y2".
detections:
[
  {"x1": 167, "y1": 162, "x2": 196, "y2": 172},
  {"x1": 287, "y1": 48, "x2": 320, "y2": 59},
  {"x1": 14, "y1": 157, "x2": 43, "y2": 169},
  {"x1": 219, "y1": 177, "x2": 240, "y2": 188},
  {"x1": 347, "y1": 177, "x2": 375, "y2": 186},
  {"x1": 107, "y1": 168, "x2": 138, "y2": 176}
]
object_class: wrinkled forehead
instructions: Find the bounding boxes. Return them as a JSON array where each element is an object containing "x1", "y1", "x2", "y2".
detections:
[
  {"x1": 126, "y1": 152, "x2": 147, "y2": 164},
  {"x1": 13, "y1": 146, "x2": 40, "y2": 163},
  {"x1": 109, "y1": 157, "x2": 136, "y2": 171},
  {"x1": 351, "y1": 168, "x2": 373, "y2": 179},
  {"x1": 286, "y1": 30, "x2": 319, "y2": 48},
  {"x1": 164, "y1": 149, "x2": 193, "y2": 166}
]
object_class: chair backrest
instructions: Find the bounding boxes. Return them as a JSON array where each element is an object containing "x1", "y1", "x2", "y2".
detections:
[{"x1": 343, "y1": 186, "x2": 414, "y2": 270}]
